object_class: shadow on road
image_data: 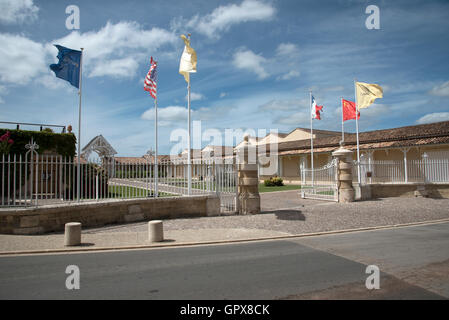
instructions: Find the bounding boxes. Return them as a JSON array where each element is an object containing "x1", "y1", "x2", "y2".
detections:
[{"x1": 262, "y1": 209, "x2": 306, "y2": 221}]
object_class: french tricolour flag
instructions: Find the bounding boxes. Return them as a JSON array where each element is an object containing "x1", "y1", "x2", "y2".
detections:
[{"x1": 311, "y1": 96, "x2": 323, "y2": 120}]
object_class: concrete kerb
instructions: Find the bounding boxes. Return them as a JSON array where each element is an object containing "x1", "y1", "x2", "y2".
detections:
[{"x1": 1, "y1": 217, "x2": 449, "y2": 257}]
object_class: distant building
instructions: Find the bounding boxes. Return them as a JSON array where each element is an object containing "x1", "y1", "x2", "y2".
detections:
[
  {"x1": 80, "y1": 121, "x2": 449, "y2": 184},
  {"x1": 252, "y1": 121, "x2": 449, "y2": 184}
]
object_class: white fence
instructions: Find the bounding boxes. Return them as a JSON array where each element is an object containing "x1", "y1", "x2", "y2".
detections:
[
  {"x1": 352, "y1": 159, "x2": 449, "y2": 184},
  {"x1": 300, "y1": 159, "x2": 338, "y2": 201},
  {"x1": 0, "y1": 154, "x2": 238, "y2": 212},
  {"x1": 299, "y1": 157, "x2": 449, "y2": 202}
]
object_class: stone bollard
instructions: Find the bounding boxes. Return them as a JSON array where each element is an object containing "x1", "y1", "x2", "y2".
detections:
[
  {"x1": 237, "y1": 135, "x2": 260, "y2": 215},
  {"x1": 414, "y1": 185, "x2": 429, "y2": 198},
  {"x1": 148, "y1": 220, "x2": 164, "y2": 242},
  {"x1": 332, "y1": 144, "x2": 355, "y2": 203},
  {"x1": 64, "y1": 222, "x2": 82, "y2": 246}
]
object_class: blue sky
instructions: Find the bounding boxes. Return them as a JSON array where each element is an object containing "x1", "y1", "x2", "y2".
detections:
[{"x1": 1, "y1": 0, "x2": 449, "y2": 156}]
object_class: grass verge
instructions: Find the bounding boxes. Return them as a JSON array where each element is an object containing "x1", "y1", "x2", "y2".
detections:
[
  {"x1": 108, "y1": 186, "x2": 176, "y2": 198},
  {"x1": 258, "y1": 184, "x2": 302, "y2": 193}
]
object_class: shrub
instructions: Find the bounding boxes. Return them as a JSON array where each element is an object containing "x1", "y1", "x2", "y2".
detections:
[
  {"x1": 264, "y1": 176, "x2": 284, "y2": 187},
  {"x1": 271, "y1": 176, "x2": 284, "y2": 186}
]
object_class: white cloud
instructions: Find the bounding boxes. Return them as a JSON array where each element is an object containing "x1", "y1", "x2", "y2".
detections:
[
  {"x1": 89, "y1": 58, "x2": 139, "y2": 78},
  {"x1": 141, "y1": 104, "x2": 234, "y2": 126},
  {"x1": 40, "y1": 71, "x2": 73, "y2": 90},
  {"x1": 0, "y1": 0, "x2": 38, "y2": 25},
  {"x1": 49, "y1": 21, "x2": 177, "y2": 78},
  {"x1": 187, "y1": 92, "x2": 205, "y2": 101},
  {"x1": 0, "y1": 21, "x2": 177, "y2": 103},
  {"x1": 0, "y1": 85, "x2": 7, "y2": 103},
  {"x1": 276, "y1": 70, "x2": 300, "y2": 81},
  {"x1": 219, "y1": 92, "x2": 227, "y2": 98},
  {"x1": 383, "y1": 81, "x2": 436, "y2": 95},
  {"x1": 276, "y1": 43, "x2": 299, "y2": 57},
  {"x1": 274, "y1": 111, "x2": 309, "y2": 126},
  {"x1": 181, "y1": 0, "x2": 275, "y2": 39},
  {"x1": 416, "y1": 112, "x2": 449, "y2": 124},
  {"x1": 195, "y1": 105, "x2": 234, "y2": 121},
  {"x1": 233, "y1": 49, "x2": 268, "y2": 79},
  {"x1": 274, "y1": 43, "x2": 301, "y2": 81},
  {"x1": 141, "y1": 106, "x2": 188, "y2": 126},
  {"x1": 259, "y1": 99, "x2": 307, "y2": 112},
  {"x1": 429, "y1": 81, "x2": 449, "y2": 97},
  {"x1": 0, "y1": 33, "x2": 46, "y2": 84},
  {"x1": 359, "y1": 104, "x2": 392, "y2": 119}
]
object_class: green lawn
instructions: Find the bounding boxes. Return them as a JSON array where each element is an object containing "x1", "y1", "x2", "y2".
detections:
[
  {"x1": 258, "y1": 183, "x2": 302, "y2": 193},
  {"x1": 108, "y1": 186, "x2": 176, "y2": 198},
  {"x1": 109, "y1": 184, "x2": 327, "y2": 196}
]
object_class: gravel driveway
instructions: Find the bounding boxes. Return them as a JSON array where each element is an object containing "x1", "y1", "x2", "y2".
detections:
[
  {"x1": 2, "y1": 191, "x2": 449, "y2": 253},
  {"x1": 86, "y1": 191, "x2": 449, "y2": 235}
]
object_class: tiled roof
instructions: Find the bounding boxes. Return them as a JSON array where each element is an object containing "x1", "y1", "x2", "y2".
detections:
[
  {"x1": 114, "y1": 157, "x2": 149, "y2": 164},
  {"x1": 142, "y1": 154, "x2": 172, "y2": 162},
  {"x1": 291, "y1": 127, "x2": 343, "y2": 136},
  {"x1": 266, "y1": 121, "x2": 449, "y2": 154}
]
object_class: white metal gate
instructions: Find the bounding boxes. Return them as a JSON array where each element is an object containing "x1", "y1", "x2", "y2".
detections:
[
  {"x1": 300, "y1": 158, "x2": 338, "y2": 201},
  {"x1": 214, "y1": 162, "x2": 238, "y2": 213}
]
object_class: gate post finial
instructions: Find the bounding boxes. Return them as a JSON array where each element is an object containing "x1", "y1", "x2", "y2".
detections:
[{"x1": 25, "y1": 138, "x2": 39, "y2": 154}]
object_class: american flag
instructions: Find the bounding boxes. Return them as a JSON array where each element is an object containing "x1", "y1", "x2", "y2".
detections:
[{"x1": 144, "y1": 57, "x2": 157, "y2": 99}]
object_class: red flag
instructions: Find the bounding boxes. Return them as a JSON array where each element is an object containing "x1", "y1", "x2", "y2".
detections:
[
  {"x1": 342, "y1": 99, "x2": 360, "y2": 122},
  {"x1": 311, "y1": 96, "x2": 323, "y2": 120},
  {"x1": 315, "y1": 105, "x2": 323, "y2": 120}
]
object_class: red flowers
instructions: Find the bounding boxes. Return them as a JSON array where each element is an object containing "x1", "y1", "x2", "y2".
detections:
[{"x1": 0, "y1": 131, "x2": 14, "y2": 154}]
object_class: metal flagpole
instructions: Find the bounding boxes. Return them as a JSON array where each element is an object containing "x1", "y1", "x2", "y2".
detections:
[
  {"x1": 154, "y1": 96, "x2": 158, "y2": 197},
  {"x1": 354, "y1": 79, "x2": 361, "y2": 184},
  {"x1": 187, "y1": 35, "x2": 192, "y2": 195},
  {"x1": 341, "y1": 97, "x2": 345, "y2": 143},
  {"x1": 310, "y1": 90, "x2": 314, "y2": 187},
  {"x1": 77, "y1": 48, "x2": 84, "y2": 202},
  {"x1": 187, "y1": 79, "x2": 192, "y2": 195}
]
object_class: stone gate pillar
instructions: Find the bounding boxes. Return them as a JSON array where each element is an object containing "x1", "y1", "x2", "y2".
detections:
[
  {"x1": 237, "y1": 135, "x2": 260, "y2": 215},
  {"x1": 332, "y1": 143, "x2": 355, "y2": 203}
]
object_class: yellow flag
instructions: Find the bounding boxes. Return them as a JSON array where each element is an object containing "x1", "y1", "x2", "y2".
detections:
[
  {"x1": 179, "y1": 35, "x2": 197, "y2": 83},
  {"x1": 356, "y1": 82, "x2": 383, "y2": 109}
]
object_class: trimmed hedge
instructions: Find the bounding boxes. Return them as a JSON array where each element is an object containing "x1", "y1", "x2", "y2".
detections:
[{"x1": 0, "y1": 129, "x2": 76, "y2": 157}]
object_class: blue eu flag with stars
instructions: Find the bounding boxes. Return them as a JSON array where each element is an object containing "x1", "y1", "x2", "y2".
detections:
[{"x1": 49, "y1": 45, "x2": 81, "y2": 89}]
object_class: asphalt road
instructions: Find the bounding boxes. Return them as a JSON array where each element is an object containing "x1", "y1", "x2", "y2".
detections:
[{"x1": 0, "y1": 222, "x2": 448, "y2": 300}]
